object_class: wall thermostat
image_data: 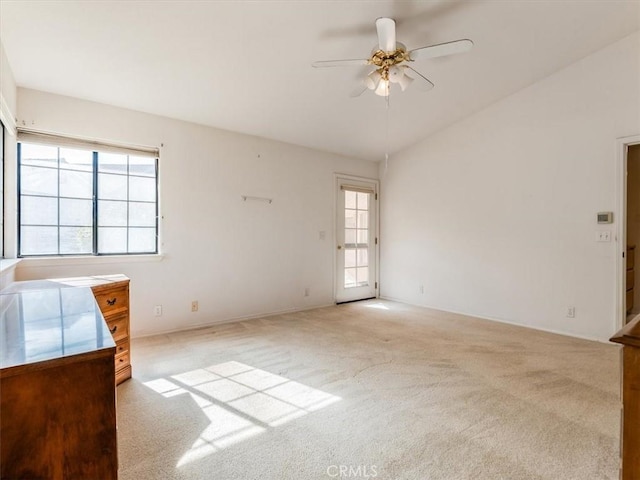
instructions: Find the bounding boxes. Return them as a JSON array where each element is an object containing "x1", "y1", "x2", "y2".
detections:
[{"x1": 597, "y1": 212, "x2": 613, "y2": 224}]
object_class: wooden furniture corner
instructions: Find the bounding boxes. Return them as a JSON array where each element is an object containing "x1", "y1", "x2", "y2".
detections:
[{"x1": 610, "y1": 315, "x2": 640, "y2": 480}]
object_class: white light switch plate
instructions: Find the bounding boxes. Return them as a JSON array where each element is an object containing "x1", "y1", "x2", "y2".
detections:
[{"x1": 596, "y1": 231, "x2": 611, "y2": 242}]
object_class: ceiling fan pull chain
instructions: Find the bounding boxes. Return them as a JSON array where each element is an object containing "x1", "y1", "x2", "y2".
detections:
[{"x1": 384, "y1": 93, "x2": 390, "y2": 174}]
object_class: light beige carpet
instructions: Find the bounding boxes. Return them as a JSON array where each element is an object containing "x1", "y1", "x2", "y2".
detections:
[{"x1": 117, "y1": 300, "x2": 621, "y2": 480}]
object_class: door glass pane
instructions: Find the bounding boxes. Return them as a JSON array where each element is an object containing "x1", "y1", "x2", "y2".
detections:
[
  {"x1": 345, "y1": 190, "x2": 356, "y2": 209},
  {"x1": 345, "y1": 229, "x2": 356, "y2": 246},
  {"x1": 343, "y1": 188, "x2": 372, "y2": 291},
  {"x1": 344, "y1": 268, "x2": 357, "y2": 288},
  {"x1": 357, "y1": 267, "x2": 369, "y2": 286},
  {"x1": 345, "y1": 209, "x2": 356, "y2": 228},
  {"x1": 357, "y1": 248, "x2": 368, "y2": 267},
  {"x1": 344, "y1": 249, "x2": 356, "y2": 268},
  {"x1": 357, "y1": 192, "x2": 369, "y2": 210},
  {"x1": 21, "y1": 196, "x2": 58, "y2": 225},
  {"x1": 357, "y1": 211, "x2": 368, "y2": 229},
  {"x1": 60, "y1": 227, "x2": 92, "y2": 254}
]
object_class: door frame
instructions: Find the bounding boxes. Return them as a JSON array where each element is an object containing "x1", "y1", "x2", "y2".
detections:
[
  {"x1": 616, "y1": 134, "x2": 640, "y2": 330},
  {"x1": 334, "y1": 173, "x2": 380, "y2": 303}
]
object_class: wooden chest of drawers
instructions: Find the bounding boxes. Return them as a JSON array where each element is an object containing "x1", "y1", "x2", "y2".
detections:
[
  {"x1": 0, "y1": 286, "x2": 118, "y2": 480},
  {"x1": 88, "y1": 276, "x2": 132, "y2": 385},
  {"x1": 50, "y1": 274, "x2": 132, "y2": 385}
]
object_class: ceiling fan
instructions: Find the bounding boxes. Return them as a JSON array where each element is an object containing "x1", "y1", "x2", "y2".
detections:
[{"x1": 313, "y1": 18, "x2": 473, "y2": 97}]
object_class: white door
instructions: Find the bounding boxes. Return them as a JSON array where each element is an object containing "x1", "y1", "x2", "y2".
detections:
[{"x1": 335, "y1": 176, "x2": 378, "y2": 303}]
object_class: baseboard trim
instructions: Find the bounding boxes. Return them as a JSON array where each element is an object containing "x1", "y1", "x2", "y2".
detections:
[
  {"x1": 379, "y1": 295, "x2": 615, "y2": 345},
  {"x1": 132, "y1": 302, "x2": 335, "y2": 339}
]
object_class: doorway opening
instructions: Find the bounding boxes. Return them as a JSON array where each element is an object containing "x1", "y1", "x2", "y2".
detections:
[{"x1": 625, "y1": 143, "x2": 640, "y2": 324}]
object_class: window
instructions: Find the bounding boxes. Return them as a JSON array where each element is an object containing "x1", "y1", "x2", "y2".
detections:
[{"x1": 18, "y1": 135, "x2": 158, "y2": 257}]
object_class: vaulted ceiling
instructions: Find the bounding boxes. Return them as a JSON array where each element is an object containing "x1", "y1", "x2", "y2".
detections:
[{"x1": 1, "y1": 1, "x2": 638, "y2": 161}]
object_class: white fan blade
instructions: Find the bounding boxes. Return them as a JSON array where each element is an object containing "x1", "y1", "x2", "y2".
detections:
[
  {"x1": 312, "y1": 59, "x2": 370, "y2": 68},
  {"x1": 405, "y1": 66, "x2": 435, "y2": 91},
  {"x1": 375, "y1": 17, "x2": 396, "y2": 52},
  {"x1": 409, "y1": 39, "x2": 473, "y2": 61},
  {"x1": 350, "y1": 84, "x2": 368, "y2": 98}
]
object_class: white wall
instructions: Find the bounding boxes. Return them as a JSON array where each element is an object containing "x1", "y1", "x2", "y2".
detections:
[
  {"x1": 380, "y1": 32, "x2": 640, "y2": 342},
  {"x1": 0, "y1": 39, "x2": 16, "y2": 127},
  {"x1": 14, "y1": 88, "x2": 378, "y2": 336},
  {"x1": 0, "y1": 38, "x2": 17, "y2": 288}
]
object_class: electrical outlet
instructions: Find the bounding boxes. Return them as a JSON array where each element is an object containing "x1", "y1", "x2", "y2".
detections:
[
  {"x1": 154, "y1": 305, "x2": 162, "y2": 316},
  {"x1": 419, "y1": 284, "x2": 424, "y2": 294},
  {"x1": 191, "y1": 300, "x2": 198, "y2": 312},
  {"x1": 566, "y1": 306, "x2": 575, "y2": 318},
  {"x1": 304, "y1": 287, "x2": 310, "y2": 297}
]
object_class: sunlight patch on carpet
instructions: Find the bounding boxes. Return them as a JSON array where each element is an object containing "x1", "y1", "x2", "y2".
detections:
[
  {"x1": 143, "y1": 361, "x2": 341, "y2": 467},
  {"x1": 363, "y1": 302, "x2": 390, "y2": 310}
]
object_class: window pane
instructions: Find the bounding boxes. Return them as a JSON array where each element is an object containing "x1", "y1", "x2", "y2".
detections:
[
  {"x1": 60, "y1": 227, "x2": 92, "y2": 254},
  {"x1": 18, "y1": 141, "x2": 158, "y2": 257},
  {"x1": 21, "y1": 166, "x2": 58, "y2": 196},
  {"x1": 98, "y1": 152, "x2": 127, "y2": 174},
  {"x1": 60, "y1": 198, "x2": 92, "y2": 226},
  {"x1": 345, "y1": 209, "x2": 356, "y2": 228},
  {"x1": 345, "y1": 229, "x2": 356, "y2": 245},
  {"x1": 357, "y1": 192, "x2": 369, "y2": 210},
  {"x1": 60, "y1": 170, "x2": 92, "y2": 199},
  {"x1": 357, "y1": 248, "x2": 368, "y2": 267},
  {"x1": 129, "y1": 176, "x2": 156, "y2": 202},
  {"x1": 357, "y1": 211, "x2": 368, "y2": 229},
  {"x1": 344, "y1": 268, "x2": 357, "y2": 288},
  {"x1": 129, "y1": 202, "x2": 156, "y2": 227},
  {"x1": 59, "y1": 148, "x2": 92, "y2": 172},
  {"x1": 128, "y1": 227, "x2": 156, "y2": 253},
  {"x1": 98, "y1": 200, "x2": 127, "y2": 226},
  {"x1": 357, "y1": 229, "x2": 368, "y2": 244},
  {"x1": 345, "y1": 248, "x2": 356, "y2": 268},
  {"x1": 345, "y1": 190, "x2": 356, "y2": 209},
  {"x1": 98, "y1": 227, "x2": 127, "y2": 253},
  {"x1": 20, "y1": 144, "x2": 58, "y2": 168},
  {"x1": 99, "y1": 173, "x2": 127, "y2": 200},
  {"x1": 21, "y1": 196, "x2": 58, "y2": 225},
  {"x1": 356, "y1": 267, "x2": 369, "y2": 286},
  {"x1": 21, "y1": 226, "x2": 58, "y2": 255},
  {"x1": 129, "y1": 156, "x2": 156, "y2": 177}
]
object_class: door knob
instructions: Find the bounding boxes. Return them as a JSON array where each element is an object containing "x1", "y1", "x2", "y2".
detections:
[{"x1": 337, "y1": 245, "x2": 342, "y2": 250}]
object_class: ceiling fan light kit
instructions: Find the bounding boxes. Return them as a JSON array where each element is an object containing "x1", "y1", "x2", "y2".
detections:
[{"x1": 313, "y1": 17, "x2": 473, "y2": 98}]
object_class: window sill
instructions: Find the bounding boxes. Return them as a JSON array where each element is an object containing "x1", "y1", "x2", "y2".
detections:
[
  {"x1": 0, "y1": 259, "x2": 22, "y2": 275},
  {"x1": 17, "y1": 254, "x2": 164, "y2": 268}
]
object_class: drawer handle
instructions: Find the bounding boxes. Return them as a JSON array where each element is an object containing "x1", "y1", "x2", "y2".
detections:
[
  {"x1": 119, "y1": 358, "x2": 124, "y2": 363},
  {"x1": 110, "y1": 325, "x2": 118, "y2": 334},
  {"x1": 106, "y1": 298, "x2": 117, "y2": 306}
]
